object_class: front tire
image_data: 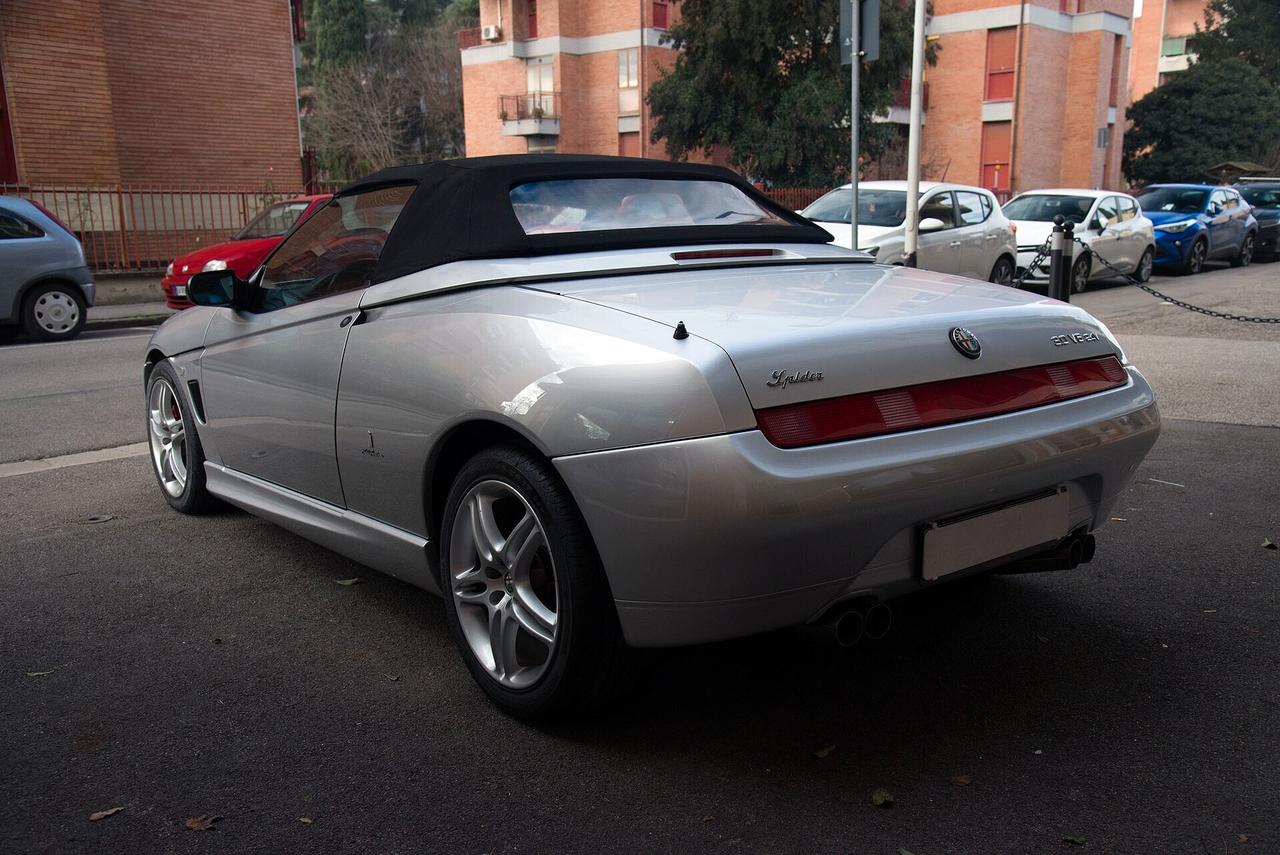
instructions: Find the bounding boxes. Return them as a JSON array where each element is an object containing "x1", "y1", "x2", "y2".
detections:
[
  {"x1": 1183, "y1": 238, "x2": 1207, "y2": 275},
  {"x1": 146, "y1": 362, "x2": 218, "y2": 514},
  {"x1": 1230, "y1": 233, "x2": 1255, "y2": 268},
  {"x1": 439, "y1": 446, "x2": 626, "y2": 720},
  {"x1": 988, "y1": 255, "x2": 1015, "y2": 286},
  {"x1": 21, "y1": 282, "x2": 86, "y2": 341}
]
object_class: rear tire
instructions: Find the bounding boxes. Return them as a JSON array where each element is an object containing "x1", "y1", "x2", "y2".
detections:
[
  {"x1": 1230, "y1": 233, "x2": 1255, "y2": 268},
  {"x1": 1135, "y1": 247, "x2": 1154, "y2": 283},
  {"x1": 988, "y1": 255, "x2": 1015, "y2": 286},
  {"x1": 439, "y1": 446, "x2": 627, "y2": 720},
  {"x1": 21, "y1": 282, "x2": 86, "y2": 342}
]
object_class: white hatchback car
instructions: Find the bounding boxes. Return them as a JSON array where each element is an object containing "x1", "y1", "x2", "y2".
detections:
[
  {"x1": 801, "y1": 180, "x2": 1019, "y2": 283},
  {"x1": 1003, "y1": 189, "x2": 1156, "y2": 293}
]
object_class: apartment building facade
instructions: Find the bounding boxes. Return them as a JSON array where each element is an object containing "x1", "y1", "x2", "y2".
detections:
[
  {"x1": 1129, "y1": 0, "x2": 1210, "y2": 104},
  {"x1": 460, "y1": 0, "x2": 681, "y2": 159},
  {"x1": 0, "y1": 0, "x2": 304, "y2": 186}
]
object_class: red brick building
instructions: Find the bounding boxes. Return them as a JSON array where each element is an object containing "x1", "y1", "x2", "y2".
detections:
[{"x1": 0, "y1": 0, "x2": 304, "y2": 186}]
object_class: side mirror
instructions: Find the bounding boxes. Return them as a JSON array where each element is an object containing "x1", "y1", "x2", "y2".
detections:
[
  {"x1": 188, "y1": 269, "x2": 251, "y2": 309},
  {"x1": 919, "y1": 217, "x2": 946, "y2": 232}
]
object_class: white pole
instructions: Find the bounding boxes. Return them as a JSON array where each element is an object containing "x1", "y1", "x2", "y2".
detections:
[
  {"x1": 850, "y1": 0, "x2": 860, "y2": 246},
  {"x1": 903, "y1": 0, "x2": 927, "y2": 266}
]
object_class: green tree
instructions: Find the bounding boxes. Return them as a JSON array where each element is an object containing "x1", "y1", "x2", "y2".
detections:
[
  {"x1": 647, "y1": 0, "x2": 933, "y2": 186},
  {"x1": 1188, "y1": 0, "x2": 1280, "y2": 87},
  {"x1": 312, "y1": 0, "x2": 368, "y2": 74},
  {"x1": 1123, "y1": 58, "x2": 1280, "y2": 184}
]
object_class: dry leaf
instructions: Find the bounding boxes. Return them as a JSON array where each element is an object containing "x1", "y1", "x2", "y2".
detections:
[
  {"x1": 1238, "y1": 833, "x2": 1249, "y2": 843},
  {"x1": 88, "y1": 806, "x2": 125, "y2": 821},
  {"x1": 950, "y1": 774, "x2": 971, "y2": 786},
  {"x1": 871, "y1": 787, "x2": 894, "y2": 807},
  {"x1": 185, "y1": 815, "x2": 220, "y2": 832},
  {"x1": 384, "y1": 673, "x2": 401, "y2": 682},
  {"x1": 299, "y1": 817, "x2": 314, "y2": 824},
  {"x1": 334, "y1": 578, "x2": 363, "y2": 586},
  {"x1": 1263, "y1": 539, "x2": 1278, "y2": 551},
  {"x1": 25, "y1": 670, "x2": 54, "y2": 677},
  {"x1": 813, "y1": 744, "x2": 835, "y2": 759},
  {"x1": 701, "y1": 815, "x2": 714, "y2": 822},
  {"x1": 1063, "y1": 834, "x2": 1087, "y2": 845}
]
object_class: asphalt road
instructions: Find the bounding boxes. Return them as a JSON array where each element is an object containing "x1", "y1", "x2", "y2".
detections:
[{"x1": 1, "y1": 263, "x2": 1278, "y2": 854}]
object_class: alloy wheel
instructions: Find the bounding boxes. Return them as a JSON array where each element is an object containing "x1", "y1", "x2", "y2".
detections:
[
  {"x1": 448, "y1": 479, "x2": 559, "y2": 689},
  {"x1": 1071, "y1": 258, "x2": 1090, "y2": 293},
  {"x1": 32, "y1": 290, "x2": 80, "y2": 336},
  {"x1": 990, "y1": 257, "x2": 1014, "y2": 286},
  {"x1": 1188, "y1": 241, "x2": 1206, "y2": 274},
  {"x1": 1137, "y1": 249, "x2": 1154, "y2": 283},
  {"x1": 148, "y1": 378, "x2": 189, "y2": 498}
]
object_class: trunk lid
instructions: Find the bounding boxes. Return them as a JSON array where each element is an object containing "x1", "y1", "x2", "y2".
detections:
[{"x1": 546, "y1": 262, "x2": 1121, "y2": 409}]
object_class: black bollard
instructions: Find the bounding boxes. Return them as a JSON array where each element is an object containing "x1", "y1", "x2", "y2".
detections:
[{"x1": 1048, "y1": 215, "x2": 1068, "y2": 302}]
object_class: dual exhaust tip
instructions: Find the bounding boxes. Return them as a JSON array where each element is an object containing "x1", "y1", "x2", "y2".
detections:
[{"x1": 801, "y1": 600, "x2": 893, "y2": 648}]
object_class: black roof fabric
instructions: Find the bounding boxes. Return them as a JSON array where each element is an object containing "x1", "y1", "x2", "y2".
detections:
[{"x1": 336, "y1": 155, "x2": 834, "y2": 284}]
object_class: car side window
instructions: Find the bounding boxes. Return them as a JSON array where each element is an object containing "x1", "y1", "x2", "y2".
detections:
[
  {"x1": 1208, "y1": 190, "x2": 1226, "y2": 214},
  {"x1": 980, "y1": 193, "x2": 994, "y2": 219},
  {"x1": 919, "y1": 192, "x2": 957, "y2": 229},
  {"x1": 955, "y1": 191, "x2": 987, "y2": 226},
  {"x1": 257, "y1": 184, "x2": 414, "y2": 312},
  {"x1": 1097, "y1": 197, "x2": 1120, "y2": 227},
  {"x1": 1222, "y1": 191, "x2": 1239, "y2": 210},
  {"x1": 1119, "y1": 197, "x2": 1138, "y2": 221},
  {"x1": 0, "y1": 209, "x2": 46, "y2": 239}
]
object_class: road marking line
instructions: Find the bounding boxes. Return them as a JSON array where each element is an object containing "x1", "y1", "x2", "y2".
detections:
[{"x1": 0, "y1": 442, "x2": 148, "y2": 479}]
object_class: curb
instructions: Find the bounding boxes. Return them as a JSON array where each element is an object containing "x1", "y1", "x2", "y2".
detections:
[{"x1": 86, "y1": 314, "x2": 170, "y2": 331}]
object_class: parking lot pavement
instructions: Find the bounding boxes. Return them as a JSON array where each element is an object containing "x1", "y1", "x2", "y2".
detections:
[{"x1": 0, "y1": 260, "x2": 1277, "y2": 853}]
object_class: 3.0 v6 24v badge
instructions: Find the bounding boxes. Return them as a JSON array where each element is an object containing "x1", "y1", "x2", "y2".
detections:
[
  {"x1": 767, "y1": 369, "x2": 824, "y2": 389},
  {"x1": 1051, "y1": 331, "x2": 1100, "y2": 347}
]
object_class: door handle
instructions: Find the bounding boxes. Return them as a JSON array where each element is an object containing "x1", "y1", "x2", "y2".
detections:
[
  {"x1": 949, "y1": 241, "x2": 962, "y2": 247},
  {"x1": 339, "y1": 310, "x2": 366, "y2": 328},
  {"x1": 339, "y1": 315, "x2": 354, "y2": 328}
]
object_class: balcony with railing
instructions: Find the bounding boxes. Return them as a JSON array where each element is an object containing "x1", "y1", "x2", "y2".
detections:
[
  {"x1": 498, "y1": 92, "x2": 561, "y2": 136},
  {"x1": 456, "y1": 27, "x2": 482, "y2": 50}
]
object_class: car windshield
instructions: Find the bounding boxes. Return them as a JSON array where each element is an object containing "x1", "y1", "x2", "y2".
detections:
[
  {"x1": 235, "y1": 201, "x2": 312, "y2": 240},
  {"x1": 800, "y1": 188, "x2": 910, "y2": 227},
  {"x1": 1002, "y1": 194, "x2": 1094, "y2": 224},
  {"x1": 508, "y1": 178, "x2": 788, "y2": 234},
  {"x1": 1134, "y1": 186, "x2": 1208, "y2": 214},
  {"x1": 1240, "y1": 186, "x2": 1280, "y2": 208}
]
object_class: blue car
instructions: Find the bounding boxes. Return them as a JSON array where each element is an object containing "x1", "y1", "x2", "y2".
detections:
[
  {"x1": 1133, "y1": 184, "x2": 1258, "y2": 274},
  {"x1": 1236, "y1": 180, "x2": 1280, "y2": 260}
]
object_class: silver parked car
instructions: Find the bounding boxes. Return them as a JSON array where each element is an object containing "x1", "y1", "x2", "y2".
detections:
[
  {"x1": 144, "y1": 156, "x2": 1160, "y2": 718},
  {"x1": 801, "y1": 180, "x2": 1019, "y2": 284},
  {"x1": 1004, "y1": 189, "x2": 1156, "y2": 293},
  {"x1": 0, "y1": 197, "x2": 96, "y2": 341}
]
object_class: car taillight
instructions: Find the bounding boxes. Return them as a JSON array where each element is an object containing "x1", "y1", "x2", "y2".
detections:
[
  {"x1": 755, "y1": 355, "x2": 1128, "y2": 448},
  {"x1": 30, "y1": 200, "x2": 78, "y2": 239},
  {"x1": 671, "y1": 248, "x2": 779, "y2": 261}
]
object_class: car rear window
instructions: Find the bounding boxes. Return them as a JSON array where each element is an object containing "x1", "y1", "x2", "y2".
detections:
[{"x1": 509, "y1": 178, "x2": 788, "y2": 235}]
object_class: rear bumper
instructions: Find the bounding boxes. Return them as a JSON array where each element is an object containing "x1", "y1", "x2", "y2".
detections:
[
  {"x1": 555, "y1": 368, "x2": 1160, "y2": 647},
  {"x1": 1257, "y1": 221, "x2": 1279, "y2": 255}
]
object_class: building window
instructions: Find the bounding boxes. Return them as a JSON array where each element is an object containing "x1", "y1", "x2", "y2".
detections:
[
  {"x1": 980, "y1": 121, "x2": 1012, "y2": 194},
  {"x1": 527, "y1": 56, "x2": 554, "y2": 117},
  {"x1": 619, "y1": 132, "x2": 640, "y2": 157},
  {"x1": 654, "y1": 0, "x2": 669, "y2": 29},
  {"x1": 527, "y1": 0, "x2": 538, "y2": 39},
  {"x1": 1108, "y1": 33, "x2": 1122, "y2": 107},
  {"x1": 985, "y1": 28, "x2": 1017, "y2": 102},
  {"x1": 618, "y1": 48, "x2": 640, "y2": 114},
  {"x1": 1162, "y1": 35, "x2": 1189, "y2": 57}
]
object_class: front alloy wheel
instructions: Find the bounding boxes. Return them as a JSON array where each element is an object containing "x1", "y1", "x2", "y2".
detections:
[
  {"x1": 1185, "y1": 239, "x2": 1207, "y2": 275},
  {"x1": 148, "y1": 377, "x2": 189, "y2": 498}
]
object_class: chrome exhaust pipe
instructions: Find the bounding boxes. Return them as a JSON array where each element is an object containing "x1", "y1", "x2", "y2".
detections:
[
  {"x1": 864, "y1": 602, "x2": 893, "y2": 641},
  {"x1": 800, "y1": 604, "x2": 865, "y2": 647}
]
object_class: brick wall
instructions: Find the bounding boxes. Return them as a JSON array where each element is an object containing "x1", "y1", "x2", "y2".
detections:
[{"x1": 0, "y1": 0, "x2": 302, "y2": 186}]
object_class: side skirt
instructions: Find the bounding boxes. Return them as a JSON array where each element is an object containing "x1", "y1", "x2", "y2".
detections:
[{"x1": 205, "y1": 463, "x2": 441, "y2": 596}]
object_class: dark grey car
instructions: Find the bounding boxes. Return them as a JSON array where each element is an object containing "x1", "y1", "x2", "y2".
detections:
[{"x1": 0, "y1": 197, "x2": 96, "y2": 341}]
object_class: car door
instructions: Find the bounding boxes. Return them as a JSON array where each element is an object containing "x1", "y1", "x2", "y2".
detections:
[
  {"x1": 1088, "y1": 196, "x2": 1123, "y2": 277},
  {"x1": 1225, "y1": 189, "x2": 1248, "y2": 247},
  {"x1": 916, "y1": 191, "x2": 961, "y2": 274},
  {"x1": 1205, "y1": 189, "x2": 1234, "y2": 256},
  {"x1": 0, "y1": 203, "x2": 56, "y2": 322},
  {"x1": 1114, "y1": 196, "x2": 1141, "y2": 271},
  {"x1": 953, "y1": 190, "x2": 991, "y2": 278},
  {"x1": 197, "y1": 184, "x2": 414, "y2": 506}
]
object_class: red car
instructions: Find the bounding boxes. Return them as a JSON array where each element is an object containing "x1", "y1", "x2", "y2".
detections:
[{"x1": 161, "y1": 194, "x2": 331, "y2": 309}]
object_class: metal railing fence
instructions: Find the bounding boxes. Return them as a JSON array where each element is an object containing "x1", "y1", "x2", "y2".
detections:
[
  {"x1": 0, "y1": 183, "x2": 341, "y2": 274},
  {"x1": 763, "y1": 187, "x2": 828, "y2": 212}
]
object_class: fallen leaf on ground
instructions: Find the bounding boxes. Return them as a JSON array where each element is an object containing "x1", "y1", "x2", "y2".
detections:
[
  {"x1": 871, "y1": 787, "x2": 894, "y2": 807},
  {"x1": 334, "y1": 578, "x2": 363, "y2": 586},
  {"x1": 1238, "y1": 833, "x2": 1249, "y2": 843},
  {"x1": 1033, "y1": 749, "x2": 1043, "y2": 755},
  {"x1": 950, "y1": 774, "x2": 971, "y2": 786},
  {"x1": 1063, "y1": 835, "x2": 1087, "y2": 845},
  {"x1": 1263, "y1": 538, "x2": 1277, "y2": 551},
  {"x1": 1203, "y1": 609, "x2": 1218, "y2": 614},
  {"x1": 88, "y1": 807, "x2": 125, "y2": 821},
  {"x1": 813, "y1": 744, "x2": 835, "y2": 759},
  {"x1": 1036, "y1": 634, "x2": 1049, "y2": 644},
  {"x1": 83, "y1": 514, "x2": 114, "y2": 524},
  {"x1": 701, "y1": 815, "x2": 714, "y2": 822},
  {"x1": 185, "y1": 815, "x2": 220, "y2": 832},
  {"x1": 384, "y1": 673, "x2": 401, "y2": 682},
  {"x1": 898, "y1": 849, "x2": 917, "y2": 855},
  {"x1": 299, "y1": 817, "x2": 314, "y2": 824},
  {"x1": 1110, "y1": 517, "x2": 1127, "y2": 522},
  {"x1": 25, "y1": 670, "x2": 54, "y2": 677}
]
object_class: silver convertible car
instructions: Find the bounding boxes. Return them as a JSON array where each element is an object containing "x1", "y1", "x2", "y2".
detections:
[{"x1": 144, "y1": 156, "x2": 1160, "y2": 718}]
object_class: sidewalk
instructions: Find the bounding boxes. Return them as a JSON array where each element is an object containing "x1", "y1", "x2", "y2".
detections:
[{"x1": 87, "y1": 302, "x2": 174, "y2": 328}]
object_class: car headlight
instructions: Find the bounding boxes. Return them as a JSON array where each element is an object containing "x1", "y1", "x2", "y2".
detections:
[
  {"x1": 202, "y1": 259, "x2": 229, "y2": 272},
  {"x1": 1156, "y1": 219, "x2": 1196, "y2": 234},
  {"x1": 166, "y1": 262, "x2": 174, "y2": 276}
]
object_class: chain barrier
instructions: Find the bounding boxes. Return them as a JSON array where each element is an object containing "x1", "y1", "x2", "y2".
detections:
[
  {"x1": 1068, "y1": 236, "x2": 1280, "y2": 325},
  {"x1": 1011, "y1": 237, "x2": 1052, "y2": 290}
]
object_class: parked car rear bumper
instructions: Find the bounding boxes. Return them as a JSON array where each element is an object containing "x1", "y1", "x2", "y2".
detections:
[
  {"x1": 1257, "y1": 220, "x2": 1279, "y2": 256},
  {"x1": 555, "y1": 368, "x2": 1160, "y2": 647}
]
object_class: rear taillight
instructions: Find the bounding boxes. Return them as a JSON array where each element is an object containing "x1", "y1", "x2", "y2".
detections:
[
  {"x1": 671, "y1": 248, "x2": 779, "y2": 261},
  {"x1": 755, "y1": 355, "x2": 1128, "y2": 448},
  {"x1": 30, "y1": 200, "x2": 77, "y2": 239}
]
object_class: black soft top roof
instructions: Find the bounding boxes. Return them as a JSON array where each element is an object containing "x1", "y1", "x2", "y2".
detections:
[{"x1": 337, "y1": 154, "x2": 834, "y2": 284}]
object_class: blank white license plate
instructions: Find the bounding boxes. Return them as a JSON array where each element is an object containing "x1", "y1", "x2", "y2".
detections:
[
  {"x1": 922, "y1": 491, "x2": 1070, "y2": 581},
  {"x1": 172, "y1": 285, "x2": 187, "y2": 297}
]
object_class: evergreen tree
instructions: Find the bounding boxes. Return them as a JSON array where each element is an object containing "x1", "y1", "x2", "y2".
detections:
[
  {"x1": 312, "y1": 0, "x2": 368, "y2": 74},
  {"x1": 1188, "y1": 0, "x2": 1280, "y2": 87}
]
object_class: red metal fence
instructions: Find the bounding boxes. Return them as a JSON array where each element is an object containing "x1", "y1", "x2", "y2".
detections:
[
  {"x1": 763, "y1": 187, "x2": 828, "y2": 212},
  {"x1": 0, "y1": 183, "x2": 341, "y2": 274}
]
